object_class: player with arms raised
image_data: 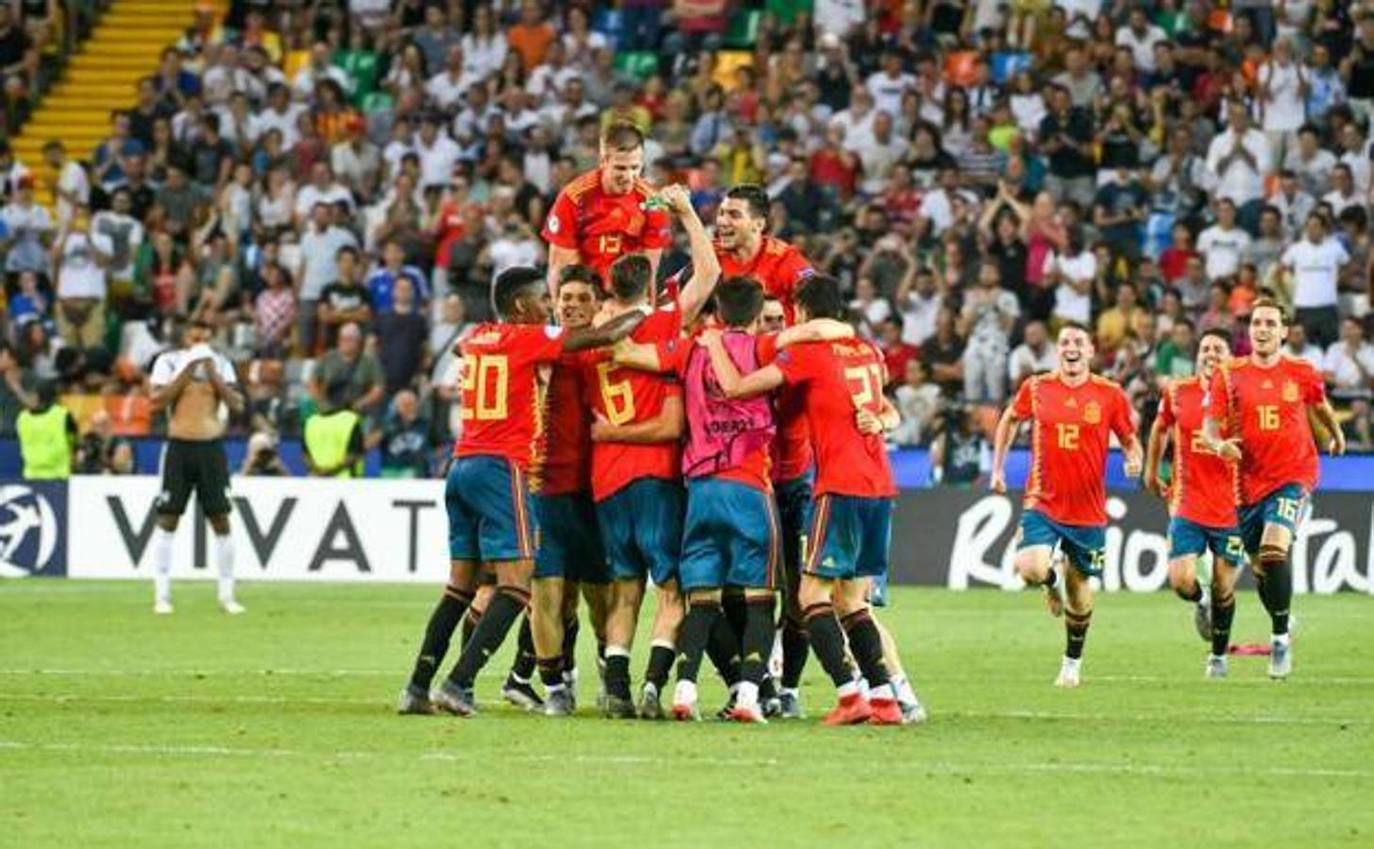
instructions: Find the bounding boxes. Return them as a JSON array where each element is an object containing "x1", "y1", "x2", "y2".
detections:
[
  {"x1": 1144, "y1": 329, "x2": 1247, "y2": 676},
  {"x1": 1199, "y1": 299, "x2": 1344, "y2": 679},
  {"x1": 705, "y1": 275, "x2": 908, "y2": 725},
  {"x1": 990, "y1": 323, "x2": 1143, "y2": 688},
  {"x1": 581, "y1": 184, "x2": 721, "y2": 718},
  {"x1": 397, "y1": 267, "x2": 644, "y2": 716},
  {"x1": 543, "y1": 122, "x2": 672, "y2": 293}
]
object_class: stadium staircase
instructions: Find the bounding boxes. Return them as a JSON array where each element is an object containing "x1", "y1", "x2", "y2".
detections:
[{"x1": 12, "y1": 0, "x2": 224, "y2": 209}]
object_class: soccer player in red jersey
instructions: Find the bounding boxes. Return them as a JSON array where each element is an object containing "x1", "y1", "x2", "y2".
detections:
[
  {"x1": 990, "y1": 323, "x2": 1143, "y2": 688},
  {"x1": 397, "y1": 266, "x2": 644, "y2": 716},
  {"x1": 704, "y1": 275, "x2": 909, "y2": 726},
  {"x1": 713, "y1": 185, "x2": 813, "y2": 316},
  {"x1": 579, "y1": 184, "x2": 721, "y2": 719},
  {"x1": 523, "y1": 264, "x2": 614, "y2": 716},
  {"x1": 542, "y1": 122, "x2": 672, "y2": 292},
  {"x1": 1199, "y1": 299, "x2": 1344, "y2": 679},
  {"x1": 1144, "y1": 329, "x2": 1247, "y2": 676}
]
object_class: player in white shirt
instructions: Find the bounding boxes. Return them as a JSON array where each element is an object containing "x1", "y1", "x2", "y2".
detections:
[{"x1": 147, "y1": 320, "x2": 247, "y2": 615}]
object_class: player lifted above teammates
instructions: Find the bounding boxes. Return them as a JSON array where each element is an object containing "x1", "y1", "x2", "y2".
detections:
[
  {"x1": 147, "y1": 318, "x2": 246, "y2": 616},
  {"x1": 991, "y1": 323, "x2": 1142, "y2": 688},
  {"x1": 706, "y1": 275, "x2": 909, "y2": 726},
  {"x1": 528, "y1": 264, "x2": 614, "y2": 716},
  {"x1": 1144, "y1": 329, "x2": 1247, "y2": 676},
  {"x1": 398, "y1": 267, "x2": 645, "y2": 716},
  {"x1": 1199, "y1": 299, "x2": 1344, "y2": 679},
  {"x1": 579, "y1": 184, "x2": 721, "y2": 719},
  {"x1": 543, "y1": 122, "x2": 672, "y2": 291}
]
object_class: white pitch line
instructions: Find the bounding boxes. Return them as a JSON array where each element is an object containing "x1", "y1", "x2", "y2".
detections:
[
  {"x1": 1, "y1": 739, "x2": 1368, "y2": 779},
  {"x1": 1, "y1": 693, "x2": 1369, "y2": 728}
]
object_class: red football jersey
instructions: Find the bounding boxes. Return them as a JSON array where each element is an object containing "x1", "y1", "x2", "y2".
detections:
[
  {"x1": 580, "y1": 307, "x2": 683, "y2": 501},
  {"x1": 756, "y1": 332, "x2": 814, "y2": 482},
  {"x1": 1206, "y1": 355, "x2": 1324, "y2": 504},
  {"x1": 453, "y1": 323, "x2": 566, "y2": 471},
  {"x1": 717, "y1": 236, "x2": 814, "y2": 320},
  {"x1": 1157, "y1": 376, "x2": 1239, "y2": 528},
  {"x1": 774, "y1": 339, "x2": 896, "y2": 499},
  {"x1": 534, "y1": 354, "x2": 591, "y2": 496},
  {"x1": 1011, "y1": 372, "x2": 1136, "y2": 526},
  {"x1": 542, "y1": 169, "x2": 673, "y2": 284}
]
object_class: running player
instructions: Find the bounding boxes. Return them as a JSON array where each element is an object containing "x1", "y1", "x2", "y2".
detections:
[
  {"x1": 542, "y1": 122, "x2": 672, "y2": 291},
  {"x1": 580, "y1": 184, "x2": 721, "y2": 719},
  {"x1": 1199, "y1": 299, "x2": 1345, "y2": 679},
  {"x1": 703, "y1": 274, "x2": 907, "y2": 726},
  {"x1": 397, "y1": 266, "x2": 644, "y2": 716},
  {"x1": 528, "y1": 264, "x2": 613, "y2": 716},
  {"x1": 1143, "y1": 329, "x2": 1246, "y2": 675},
  {"x1": 147, "y1": 317, "x2": 246, "y2": 615},
  {"x1": 990, "y1": 323, "x2": 1143, "y2": 688}
]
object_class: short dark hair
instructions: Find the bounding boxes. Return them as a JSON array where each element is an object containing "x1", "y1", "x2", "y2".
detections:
[
  {"x1": 493, "y1": 266, "x2": 544, "y2": 319},
  {"x1": 795, "y1": 274, "x2": 847, "y2": 321},
  {"x1": 724, "y1": 184, "x2": 769, "y2": 221},
  {"x1": 1200, "y1": 328, "x2": 1232, "y2": 348},
  {"x1": 609, "y1": 254, "x2": 652, "y2": 302},
  {"x1": 558, "y1": 263, "x2": 600, "y2": 290},
  {"x1": 602, "y1": 121, "x2": 645, "y2": 152},
  {"x1": 714, "y1": 277, "x2": 764, "y2": 328},
  {"x1": 1057, "y1": 320, "x2": 1092, "y2": 338}
]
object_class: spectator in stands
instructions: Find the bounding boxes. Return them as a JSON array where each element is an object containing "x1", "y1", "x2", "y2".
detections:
[
  {"x1": 241, "y1": 430, "x2": 291, "y2": 476},
  {"x1": 377, "y1": 388, "x2": 431, "y2": 478},
  {"x1": 890, "y1": 359, "x2": 941, "y2": 448},
  {"x1": 921, "y1": 307, "x2": 965, "y2": 399},
  {"x1": 304, "y1": 381, "x2": 365, "y2": 478},
  {"x1": 1285, "y1": 321, "x2": 1326, "y2": 370},
  {"x1": 374, "y1": 276, "x2": 428, "y2": 395},
  {"x1": 311, "y1": 321, "x2": 383, "y2": 418},
  {"x1": 1282, "y1": 212, "x2": 1349, "y2": 348},
  {"x1": 296, "y1": 201, "x2": 359, "y2": 353},
  {"x1": 254, "y1": 261, "x2": 296, "y2": 358},
  {"x1": 1009, "y1": 320, "x2": 1058, "y2": 391},
  {"x1": 0, "y1": 175, "x2": 52, "y2": 286},
  {"x1": 929, "y1": 405, "x2": 991, "y2": 488},
  {"x1": 1155, "y1": 317, "x2": 1197, "y2": 381},
  {"x1": 0, "y1": 5, "x2": 36, "y2": 131},
  {"x1": 366, "y1": 239, "x2": 428, "y2": 313},
  {"x1": 51, "y1": 207, "x2": 112, "y2": 350}
]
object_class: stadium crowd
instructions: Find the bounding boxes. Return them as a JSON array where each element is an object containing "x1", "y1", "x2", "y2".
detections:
[{"x1": 4, "y1": 0, "x2": 1374, "y2": 479}]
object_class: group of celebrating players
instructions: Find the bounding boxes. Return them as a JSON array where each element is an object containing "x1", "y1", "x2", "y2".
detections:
[{"x1": 391, "y1": 122, "x2": 1342, "y2": 726}]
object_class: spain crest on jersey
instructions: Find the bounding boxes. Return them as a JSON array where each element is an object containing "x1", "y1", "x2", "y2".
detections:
[
  {"x1": 1282, "y1": 380, "x2": 1299, "y2": 403},
  {"x1": 1083, "y1": 401, "x2": 1101, "y2": 424}
]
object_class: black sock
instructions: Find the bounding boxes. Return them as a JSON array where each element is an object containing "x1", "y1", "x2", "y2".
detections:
[
  {"x1": 510, "y1": 615, "x2": 536, "y2": 681},
  {"x1": 537, "y1": 656, "x2": 565, "y2": 691},
  {"x1": 803, "y1": 602, "x2": 852, "y2": 688},
  {"x1": 706, "y1": 610, "x2": 741, "y2": 686},
  {"x1": 1211, "y1": 592, "x2": 1236, "y2": 657},
  {"x1": 409, "y1": 585, "x2": 472, "y2": 691},
  {"x1": 740, "y1": 599, "x2": 775, "y2": 686},
  {"x1": 644, "y1": 643, "x2": 674, "y2": 690},
  {"x1": 447, "y1": 586, "x2": 529, "y2": 689},
  {"x1": 1043, "y1": 568, "x2": 1058, "y2": 589},
  {"x1": 561, "y1": 616, "x2": 580, "y2": 675},
  {"x1": 1257, "y1": 546, "x2": 1292, "y2": 635},
  {"x1": 605, "y1": 651, "x2": 631, "y2": 699},
  {"x1": 1175, "y1": 581, "x2": 1203, "y2": 603},
  {"x1": 780, "y1": 621, "x2": 809, "y2": 689},
  {"x1": 723, "y1": 592, "x2": 748, "y2": 640},
  {"x1": 597, "y1": 641, "x2": 607, "y2": 665},
  {"x1": 675, "y1": 600, "x2": 720, "y2": 684},
  {"x1": 460, "y1": 607, "x2": 481, "y2": 650},
  {"x1": 840, "y1": 609, "x2": 890, "y2": 690},
  {"x1": 1065, "y1": 608, "x2": 1092, "y2": 660}
]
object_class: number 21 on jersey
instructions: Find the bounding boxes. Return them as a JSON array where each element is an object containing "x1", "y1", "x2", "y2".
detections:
[
  {"x1": 461, "y1": 353, "x2": 509, "y2": 420},
  {"x1": 844, "y1": 364, "x2": 884, "y2": 411}
]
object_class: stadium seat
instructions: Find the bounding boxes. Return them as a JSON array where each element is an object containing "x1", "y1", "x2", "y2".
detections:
[
  {"x1": 612, "y1": 51, "x2": 659, "y2": 81},
  {"x1": 724, "y1": 9, "x2": 761, "y2": 48},
  {"x1": 712, "y1": 51, "x2": 754, "y2": 90},
  {"x1": 591, "y1": 8, "x2": 624, "y2": 40},
  {"x1": 990, "y1": 51, "x2": 1032, "y2": 85},
  {"x1": 105, "y1": 394, "x2": 153, "y2": 437}
]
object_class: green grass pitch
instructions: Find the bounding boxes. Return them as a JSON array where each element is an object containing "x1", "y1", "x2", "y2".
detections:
[{"x1": 1, "y1": 581, "x2": 1371, "y2": 848}]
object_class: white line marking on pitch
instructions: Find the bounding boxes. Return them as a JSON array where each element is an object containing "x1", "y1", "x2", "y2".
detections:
[
  {"x1": 1, "y1": 693, "x2": 1368, "y2": 727},
  {"x1": 0, "y1": 739, "x2": 1367, "y2": 779}
]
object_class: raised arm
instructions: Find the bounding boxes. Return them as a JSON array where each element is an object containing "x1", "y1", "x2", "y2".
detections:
[
  {"x1": 660, "y1": 184, "x2": 721, "y2": 325},
  {"x1": 546, "y1": 244, "x2": 581, "y2": 301},
  {"x1": 774, "y1": 317, "x2": 854, "y2": 348},
  {"x1": 610, "y1": 338, "x2": 666, "y2": 372},
  {"x1": 591, "y1": 392, "x2": 683, "y2": 443},
  {"x1": 208, "y1": 366, "x2": 246, "y2": 415},
  {"x1": 704, "y1": 331, "x2": 785, "y2": 399},
  {"x1": 149, "y1": 357, "x2": 211, "y2": 413}
]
